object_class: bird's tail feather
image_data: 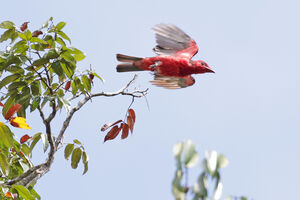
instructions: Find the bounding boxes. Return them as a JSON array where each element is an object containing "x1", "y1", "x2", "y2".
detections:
[
  {"x1": 116, "y1": 54, "x2": 143, "y2": 62},
  {"x1": 116, "y1": 64, "x2": 143, "y2": 72}
]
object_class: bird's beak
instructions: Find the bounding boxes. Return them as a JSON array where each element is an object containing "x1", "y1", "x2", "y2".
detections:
[{"x1": 206, "y1": 68, "x2": 215, "y2": 73}]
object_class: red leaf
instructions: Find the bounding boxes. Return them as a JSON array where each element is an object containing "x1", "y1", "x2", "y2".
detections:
[
  {"x1": 128, "y1": 109, "x2": 136, "y2": 123},
  {"x1": 65, "y1": 81, "x2": 71, "y2": 90},
  {"x1": 0, "y1": 102, "x2": 4, "y2": 107},
  {"x1": 5, "y1": 104, "x2": 22, "y2": 120},
  {"x1": 20, "y1": 134, "x2": 31, "y2": 144},
  {"x1": 121, "y1": 123, "x2": 129, "y2": 139},
  {"x1": 127, "y1": 116, "x2": 134, "y2": 133},
  {"x1": 104, "y1": 125, "x2": 122, "y2": 142},
  {"x1": 89, "y1": 74, "x2": 94, "y2": 84},
  {"x1": 101, "y1": 120, "x2": 122, "y2": 132},
  {"x1": 32, "y1": 30, "x2": 43, "y2": 37},
  {"x1": 20, "y1": 22, "x2": 29, "y2": 32}
]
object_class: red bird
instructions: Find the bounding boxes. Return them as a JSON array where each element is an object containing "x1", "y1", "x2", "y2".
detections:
[{"x1": 116, "y1": 24, "x2": 214, "y2": 89}]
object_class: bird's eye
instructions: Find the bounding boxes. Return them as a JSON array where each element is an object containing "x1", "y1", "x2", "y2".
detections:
[{"x1": 201, "y1": 62, "x2": 206, "y2": 66}]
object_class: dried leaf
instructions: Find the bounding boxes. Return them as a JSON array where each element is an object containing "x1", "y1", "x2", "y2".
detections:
[
  {"x1": 128, "y1": 109, "x2": 136, "y2": 123},
  {"x1": 127, "y1": 116, "x2": 134, "y2": 133},
  {"x1": 9, "y1": 117, "x2": 32, "y2": 129},
  {"x1": 65, "y1": 81, "x2": 71, "y2": 90},
  {"x1": 101, "y1": 120, "x2": 122, "y2": 132},
  {"x1": 5, "y1": 103, "x2": 21, "y2": 120},
  {"x1": 89, "y1": 73, "x2": 94, "y2": 84},
  {"x1": 20, "y1": 134, "x2": 31, "y2": 144},
  {"x1": 0, "y1": 102, "x2": 4, "y2": 107},
  {"x1": 32, "y1": 30, "x2": 43, "y2": 37},
  {"x1": 20, "y1": 22, "x2": 29, "y2": 32},
  {"x1": 104, "y1": 125, "x2": 121, "y2": 142},
  {"x1": 121, "y1": 123, "x2": 129, "y2": 139}
]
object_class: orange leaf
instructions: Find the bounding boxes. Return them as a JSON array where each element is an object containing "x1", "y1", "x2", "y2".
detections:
[
  {"x1": 0, "y1": 102, "x2": 4, "y2": 107},
  {"x1": 128, "y1": 109, "x2": 136, "y2": 123},
  {"x1": 20, "y1": 22, "x2": 29, "y2": 32},
  {"x1": 121, "y1": 123, "x2": 129, "y2": 139},
  {"x1": 32, "y1": 30, "x2": 43, "y2": 37},
  {"x1": 127, "y1": 116, "x2": 134, "y2": 133},
  {"x1": 5, "y1": 104, "x2": 22, "y2": 120},
  {"x1": 65, "y1": 81, "x2": 71, "y2": 90},
  {"x1": 10, "y1": 117, "x2": 32, "y2": 129},
  {"x1": 20, "y1": 134, "x2": 31, "y2": 143},
  {"x1": 5, "y1": 192, "x2": 12, "y2": 197},
  {"x1": 104, "y1": 125, "x2": 122, "y2": 142}
]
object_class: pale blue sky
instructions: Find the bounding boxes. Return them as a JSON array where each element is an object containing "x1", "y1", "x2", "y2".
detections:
[{"x1": 2, "y1": 0, "x2": 300, "y2": 199}]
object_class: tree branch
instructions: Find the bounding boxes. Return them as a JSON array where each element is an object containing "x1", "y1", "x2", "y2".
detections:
[{"x1": 5, "y1": 75, "x2": 147, "y2": 187}]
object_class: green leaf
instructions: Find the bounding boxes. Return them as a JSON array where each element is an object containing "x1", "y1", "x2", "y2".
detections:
[
  {"x1": 83, "y1": 161, "x2": 88, "y2": 175},
  {"x1": 30, "y1": 37, "x2": 47, "y2": 44},
  {"x1": 60, "y1": 61, "x2": 75, "y2": 79},
  {"x1": 32, "y1": 58, "x2": 48, "y2": 66},
  {"x1": 73, "y1": 139, "x2": 81, "y2": 145},
  {"x1": 55, "y1": 37, "x2": 66, "y2": 46},
  {"x1": 31, "y1": 43, "x2": 47, "y2": 51},
  {"x1": 57, "y1": 97, "x2": 70, "y2": 112},
  {"x1": 0, "y1": 29, "x2": 14, "y2": 43},
  {"x1": 28, "y1": 186, "x2": 41, "y2": 200},
  {"x1": 12, "y1": 185, "x2": 35, "y2": 200},
  {"x1": 64, "y1": 144, "x2": 74, "y2": 160},
  {"x1": 81, "y1": 75, "x2": 91, "y2": 92},
  {"x1": 0, "y1": 152, "x2": 9, "y2": 176},
  {"x1": 193, "y1": 172, "x2": 208, "y2": 198},
  {"x1": 31, "y1": 81, "x2": 41, "y2": 96},
  {"x1": 56, "y1": 22, "x2": 66, "y2": 31},
  {"x1": 0, "y1": 73, "x2": 20, "y2": 90},
  {"x1": 18, "y1": 32, "x2": 27, "y2": 40},
  {"x1": 30, "y1": 96, "x2": 40, "y2": 112},
  {"x1": 172, "y1": 169, "x2": 186, "y2": 200},
  {"x1": 8, "y1": 81, "x2": 26, "y2": 92},
  {"x1": 21, "y1": 144, "x2": 31, "y2": 156},
  {"x1": 29, "y1": 132, "x2": 41, "y2": 152},
  {"x1": 70, "y1": 48, "x2": 85, "y2": 61},
  {"x1": 82, "y1": 151, "x2": 88, "y2": 163},
  {"x1": 24, "y1": 30, "x2": 32, "y2": 41},
  {"x1": 51, "y1": 61, "x2": 64, "y2": 77},
  {"x1": 43, "y1": 48, "x2": 59, "y2": 59},
  {"x1": 0, "y1": 21, "x2": 14, "y2": 29},
  {"x1": 183, "y1": 140, "x2": 199, "y2": 168},
  {"x1": 0, "y1": 125, "x2": 14, "y2": 148},
  {"x1": 71, "y1": 148, "x2": 82, "y2": 169},
  {"x1": 61, "y1": 52, "x2": 76, "y2": 64},
  {"x1": 91, "y1": 72, "x2": 105, "y2": 83},
  {"x1": 217, "y1": 154, "x2": 229, "y2": 169},
  {"x1": 58, "y1": 31, "x2": 71, "y2": 43},
  {"x1": 41, "y1": 133, "x2": 49, "y2": 152},
  {"x1": 71, "y1": 80, "x2": 77, "y2": 95}
]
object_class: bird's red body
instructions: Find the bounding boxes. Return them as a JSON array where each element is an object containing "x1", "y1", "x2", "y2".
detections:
[{"x1": 116, "y1": 24, "x2": 214, "y2": 89}]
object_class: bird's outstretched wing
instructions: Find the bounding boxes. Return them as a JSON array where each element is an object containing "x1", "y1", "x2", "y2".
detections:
[
  {"x1": 150, "y1": 74, "x2": 195, "y2": 89},
  {"x1": 152, "y1": 24, "x2": 199, "y2": 60}
]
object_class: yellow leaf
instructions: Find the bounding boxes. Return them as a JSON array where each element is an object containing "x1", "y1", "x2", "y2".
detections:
[
  {"x1": 0, "y1": 121, "x2": 4, "y2": 126},
  {"x1": 10, "y1": 117, "x2": 32, "y2": 129}
]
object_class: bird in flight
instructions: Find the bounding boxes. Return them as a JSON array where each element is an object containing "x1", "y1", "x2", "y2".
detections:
[{"x1": 116, "y1": 24, "x2": 214, "y2": 89}]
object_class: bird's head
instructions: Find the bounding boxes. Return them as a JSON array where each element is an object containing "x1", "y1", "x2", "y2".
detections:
[{"x1": 194, "y1": 60, "x2": 215, "y2": 73}]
